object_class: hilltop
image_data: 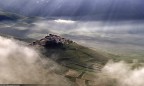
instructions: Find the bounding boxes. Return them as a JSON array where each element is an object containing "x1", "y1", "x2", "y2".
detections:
[
  {"x1": 30, "y1": 34, "x2": 108, "y2": 70},
  {"x1": 29, "y1": 34, "x2": 109, "y2": 85},
  {"x1": 30, "y1": 34, "x2": 74, "y2": 49}
]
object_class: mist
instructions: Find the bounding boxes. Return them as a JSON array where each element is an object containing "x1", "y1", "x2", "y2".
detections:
[
  {"x1": 1, "y1": 35, "x2": 144, "y2": 86},
  {"x1": 24, "y1": 19, "x2": 144, "y2": 55},
  {"x1": 1, "y1": 19, "x2": 144, "y2": 55},
  {"x1": 1, "y1": 19, "x2": 144, "y2": 86},
  {"x1": 0, "y1": 36, "x2": 71, "y2": 85},
  {"x1": 0, "y1": 0, "x2": 144, "y2": 85},
  {"x1": 93, "y1": 61, "x2": 144, "y2": 86}
]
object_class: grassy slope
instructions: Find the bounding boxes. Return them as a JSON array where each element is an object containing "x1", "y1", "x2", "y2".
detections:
[{"x1": 40, "y1": 42, "x2": 108, "y2": 72}]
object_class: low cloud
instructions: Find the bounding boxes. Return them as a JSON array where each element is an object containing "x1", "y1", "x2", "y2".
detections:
[
  {"x1": 0, "y1": 36, "x2": 71, "y2": 85},
  {"x1": 94, "y1": 61, "x2": 144, "y2": 86},
  {"x1": 54, "y1": 19, "x2": 75, "y2": 24},
  {"x1": 1, "y1": 19, "x2": 144, "y2": 55}
]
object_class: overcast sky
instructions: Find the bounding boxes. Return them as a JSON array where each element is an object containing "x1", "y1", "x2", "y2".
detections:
[
  {"x1": 0, "y1": 0, "x2": 144, "y2": 20},
  {"x1": 0, "y1": 0, "x2": 144, "y2": 55}
]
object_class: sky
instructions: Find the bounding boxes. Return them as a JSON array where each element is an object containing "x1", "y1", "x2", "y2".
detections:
[
  {"x1": 0, "y1": 0, "x2": 144, "y2": 56},
  {"x1": 0, "y1": 0, "x2": 144, "y2": 20}
]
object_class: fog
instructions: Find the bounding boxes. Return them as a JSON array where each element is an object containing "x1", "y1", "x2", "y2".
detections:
[
  {"x1": 93, "y1": 61, "x2": 144, "y2": 86},
  {"x1": 0, "y1": 0, "x2": 144, "y2": 85},
  {"x1": 1, "y1": 19, "x2": 144, "y2": 55},
  {"x1": 1, "y1": 36, "x2": 144, "y2": 86},
  {"x1": 26, "y1": 19, "x2": 144, "y2": 54},
  {"x1": 1, "y1": 20, "x2": 144, "y2": 85},
  {"x1": 0, "y1": 36, "x2": 71, "y2": 85}
]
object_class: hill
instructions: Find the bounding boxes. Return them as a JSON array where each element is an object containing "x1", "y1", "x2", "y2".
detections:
[
  {"x1": 30, "y1": 34, "x2": 109, "y2": 86},
  {"x1": 30, "y1": 34, "x2": 108, "y2": 71}
]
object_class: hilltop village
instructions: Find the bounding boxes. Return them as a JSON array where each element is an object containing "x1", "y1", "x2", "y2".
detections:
[{"x1": 30, "y1": 34, "x2": 73, "y2": 48}]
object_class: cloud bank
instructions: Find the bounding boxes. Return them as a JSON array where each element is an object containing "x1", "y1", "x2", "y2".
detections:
[
  {"x1": 0, "y1": 36, "x2": 71, "y2": 85},
  {"x1": 1, "y1": 19, "x2": 144, "y2": 55},
  {"x1": 1, "y1": 20, "x2": 144, "y2": 85},
  {"x1": 1, "y1": 36, "x2": 144, "y2": 86},
  {"x1": 94, "y1": 61, "x2": 144, "y2": 86}
]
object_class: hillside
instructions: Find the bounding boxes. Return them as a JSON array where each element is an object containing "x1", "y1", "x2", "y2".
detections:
[
  {"x1": 30, "y1": 34, "x2": 109, "y2": 86},
  {"x1": 30, "y1": 34, "x2": 108, "y2": 71}
]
